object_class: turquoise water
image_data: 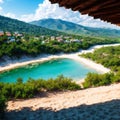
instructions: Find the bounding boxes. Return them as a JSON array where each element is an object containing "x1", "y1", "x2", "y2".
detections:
[{"x1": 0, "y1": 59, "x2": 97, "y2": 83}]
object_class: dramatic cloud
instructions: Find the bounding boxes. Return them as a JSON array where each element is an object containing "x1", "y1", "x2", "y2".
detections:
[
  {"x1": 19, "y1": 0, "x2": 119, "y2": 29},
  {"x1": 1, "y1": 0, "x2": 120, "y2": 29}
]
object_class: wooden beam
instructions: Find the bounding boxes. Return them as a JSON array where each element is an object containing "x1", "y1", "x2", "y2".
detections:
[{"x1": 49, "y1": 0, "x2": 120, "y2": 26}]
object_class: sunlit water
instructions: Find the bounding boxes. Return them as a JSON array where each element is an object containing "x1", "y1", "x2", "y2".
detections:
[{"x1": 0, "y1": 58, "x2": 97, "y2": 83}]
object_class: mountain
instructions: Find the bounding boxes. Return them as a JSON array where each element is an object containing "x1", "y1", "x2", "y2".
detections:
[
  {"x1": 30, "y1": 18, "x2": 120, "y2": 37},
  {"x1": 0, "y1": 16, "x2": 65, "y2": 36}
]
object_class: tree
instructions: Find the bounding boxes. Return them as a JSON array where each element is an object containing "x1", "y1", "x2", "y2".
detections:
[{"x1": 0, "y1": 95, "x2": 6, "y2": 119}]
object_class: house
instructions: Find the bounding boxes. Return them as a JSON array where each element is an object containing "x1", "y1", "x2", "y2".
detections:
[
  {"x1": 6, "y1": 32, "x2": 11, "y2": 37},
  {"x1": 70, "y1": 39, "x2": 81, "y2": 43},
  {"x1": 64, "y1": 36, "x2": 71, "y2": 39},
  {"x1": 0, "y1": 31, "x2": 4, "y2": 36},
  {"x1": 14, "y1": 32, "x2": 23, "y2": 37},
  {"x1": 64, "y1": 40, "x2": 71, "y2": 43},
  {"x1": 8, "y1": 36, "x2": 15, "y2": 42},
  {"x1": 51, "y1": 36, "x2": 55, "y2": 41},
  {"x1": 56, "y1": 37, "x2": 64, "y2": 42}
]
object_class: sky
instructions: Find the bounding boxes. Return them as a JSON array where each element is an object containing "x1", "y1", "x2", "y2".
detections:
[{"x1": 0, "y1": 0, "x2": 120, "y2": 29}]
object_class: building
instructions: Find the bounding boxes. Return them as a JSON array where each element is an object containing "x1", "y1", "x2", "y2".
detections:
[
  {"x1": 0, "y1": 31, "x2": 4, "y2": 36},
  {"x1": 6, "y1": 32, "x2": 11, "y2": 37}
]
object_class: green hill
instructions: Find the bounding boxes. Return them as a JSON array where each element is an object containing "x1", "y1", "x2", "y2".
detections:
[
  {"x1": 30, "y1": 18, "x2": 120, "y2": 37},
  {"x1": 0, "y1": 15, "x2": 65, "y2": 36}
]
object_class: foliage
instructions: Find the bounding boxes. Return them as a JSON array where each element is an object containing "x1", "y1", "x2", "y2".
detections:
[
  {"x1": 82, "y1": 45, "x2": 120, "y2": 88},
  {"x1": 0, "y1": 15, "x2": 65, "y2": 36},
  {"x1": 30, "y1": 18, "x2": 120, "y2": 37},
  {"x1": 0, "y1": 75, "x2": 80, "y2": 115},
  {"x1": 81, "y1": 46, "x2": 120, "y2": 72},
  {"x1": 83, "y1": 72, "x2": 120, "y2": 88},
  {"x1": 0, "y1": 35, "x2": 119, "y2": 58},
  {"x1": 0, "y1": 75, "x2": 80, "y2": 100},
  {"x1": 0, "y1": 94, "x2": 6, "y2": 119},
  {"x1": 83, "y1": 72, "x2": 113, "y2": 88}
]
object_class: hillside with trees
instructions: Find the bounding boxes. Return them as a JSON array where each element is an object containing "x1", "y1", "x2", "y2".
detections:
[
  {"x1": 30, "y1": 18, "x2": 120, "y2": 37},
  {"x1": 0, "y1": 15, "x2": 66, "y2": 36}
]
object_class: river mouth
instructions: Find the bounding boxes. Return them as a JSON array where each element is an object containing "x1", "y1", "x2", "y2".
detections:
[{"x1": 0, "y1": 58, "x2": 97, "y2": 83}]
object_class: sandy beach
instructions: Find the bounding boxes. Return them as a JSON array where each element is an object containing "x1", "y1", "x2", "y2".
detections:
[
  {"x1": 6, "y1": 83, "x2": 120, "y2": 120},
  {"x1": 0, "y1": 43, "x2": 120, "y2": 73}
]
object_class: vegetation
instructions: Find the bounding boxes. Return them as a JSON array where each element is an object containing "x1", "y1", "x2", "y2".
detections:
[
  {"x1": 0, "y1": 34, "x2": 119, "y2": 58},
  {"x1": 0, "y1": 15, "x2": 120, "y2": 118},
  {"x1": 81, "y1": 45, "x2": 120, "y2": 88},
  {"x1": 0, "y1": 95, "x2": 6, "y2": 119},
  {"x1": 81, "y1": 46, "x2": 120, "y2": 72},
  {"x1": 83, "y1": 72, "x2": 120, "y2": 88},
  {"x1": 0, "y1": 15, "x2": 66, "y2": 36},
  {"x1": 0, "y1": 75, "x2": 80, "y2": 99},
  {"x1": 0, "y1": 75, "x2": 80, "y2": 118},
  {"x1": 30, "y1": 18, "x2": 120, "y2": 37}
]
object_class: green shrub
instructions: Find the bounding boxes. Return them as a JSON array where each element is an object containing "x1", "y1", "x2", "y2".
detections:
[
  {"x1": 0, "y1": 94, "x2": 6, "y2": 119},
  {"x1": 83, "y1": 72, "x2": 115, "y2": 88},
  {"x1": 0, "y1": 75, "x2": 81, "y2": 100}
]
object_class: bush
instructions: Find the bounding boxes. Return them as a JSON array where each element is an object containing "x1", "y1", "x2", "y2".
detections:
[
  {"x1": 0, "y1": 75, "x2": 81, "y2": 100},
  {"x1": 83, "y1": 72, "x2": 120, "y2": 88},
  {"x1": 0, "y1": 94, "x2": 6, "y2": 119}
]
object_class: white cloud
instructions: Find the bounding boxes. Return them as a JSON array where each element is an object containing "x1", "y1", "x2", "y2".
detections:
[
  {"x1": 0, "y1": 6, "x2": 2, "y2": 12},
  {"x1": 0, "y1": 0, "x2": 3, "y2": 3},
  {"x1": 19, "y1": 0, "x2": 120, "y2": 29},
  {"x1": 4, "y1": 12, "x2": 16, "y2": 19},
  {"x1": 0, "y1": 0, "x2": 3, "y2": 13},
  {"x1": 1, "y1": 0, "x2": 120, "y2": 29}
]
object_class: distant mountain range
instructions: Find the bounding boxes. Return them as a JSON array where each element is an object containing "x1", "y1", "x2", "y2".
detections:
[
  {"x1": 30, "y1": 18, "x2": 120, "y2": 37},
  {"x1": 0, "y1": 15, "x2": 65, "y2": 36},
  {"x1": 0, "y1": 15, "x2": 120, "y2": 37}
]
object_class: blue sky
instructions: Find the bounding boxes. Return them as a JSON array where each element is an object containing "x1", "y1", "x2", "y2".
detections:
[
  {"x1": 0, "y1": 0, "x2": 120, "y2": 29},
  {"x1": 0, "y1": 0, "x2": 42, "y2": 15}
]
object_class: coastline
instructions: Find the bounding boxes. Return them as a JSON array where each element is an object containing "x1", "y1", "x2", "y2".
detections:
[{"x1": 0, "y1": 43, "x2": 120, "y2": 74}]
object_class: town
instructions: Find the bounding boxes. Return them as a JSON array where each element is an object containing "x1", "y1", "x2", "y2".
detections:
[{"x1": 0, "y1": 31, "x2": 82, "y2": 43}]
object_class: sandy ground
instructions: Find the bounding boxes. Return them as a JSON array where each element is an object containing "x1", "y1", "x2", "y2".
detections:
[
  {"x1": 1, "y1": 43, "x2": 120, "y2": 73},
  {"x1": 6, "y1": 83, "x2": 120, "y2": 120}
]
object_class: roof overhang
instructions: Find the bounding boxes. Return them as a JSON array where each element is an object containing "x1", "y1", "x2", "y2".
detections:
[{"x1": 49, "y1": 0, "x2": 120, "y2": 26}]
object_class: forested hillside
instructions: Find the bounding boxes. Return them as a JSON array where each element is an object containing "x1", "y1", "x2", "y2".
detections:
[
  {"x1": 30, "y1": 18, "x2": 120, "y2": 37},
  {"x1": 0, "y1": 16, "x2": 65, "y2": 36}
]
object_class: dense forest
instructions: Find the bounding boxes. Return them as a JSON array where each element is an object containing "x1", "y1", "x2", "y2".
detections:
[
  {"x1": 81, "y1": 46, "x2": 120, "y2": 88},
  {"x1": 0, "y1": 15, "x2": 66, "y2": 36}
]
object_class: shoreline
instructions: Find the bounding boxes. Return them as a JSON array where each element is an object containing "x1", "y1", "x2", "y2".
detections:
[{"x1": 0, "y1": 43, "x2": 120, "y2": 74}]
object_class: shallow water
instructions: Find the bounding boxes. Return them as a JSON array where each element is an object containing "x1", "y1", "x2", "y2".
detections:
[{"x1": 0, "y1": 58, "x2": 97, "y2": 83}]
